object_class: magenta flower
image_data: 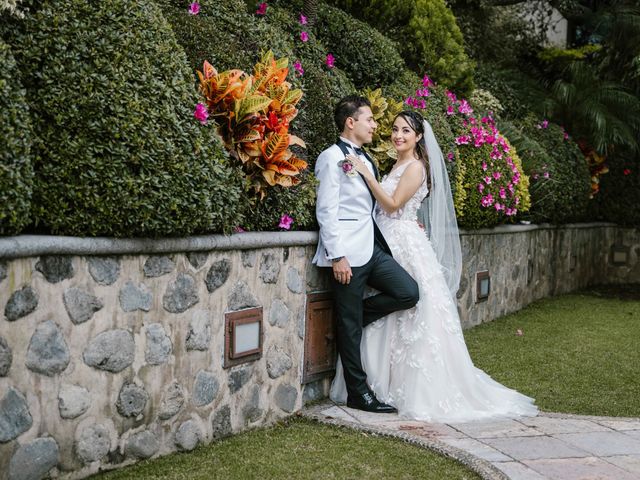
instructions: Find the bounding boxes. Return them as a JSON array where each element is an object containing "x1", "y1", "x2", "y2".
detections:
[
  {"x1": 188, "y1": 2, "x2": 200, "y2": 15},
  {"x1": 623, "y1": 168, "x2": 632, "y2": 175},
  {"x1": 300, "y1": 31, "x2": 309, "y2": 42},
  {"x1": 233, "y1": 226, "x2": 246, "y2": 233},
  {"x1": 455, "y1": 135, "x2": 470, "y2": 145},
  {"x1": 422, "y1": 75, "x2": 434, "y2": 88},
  {"x1": 484, "y1": 176, "x2": 492, "y2": 185},
  {"x1": 194, "y1": 103, "x2": 208, "y2": 124},
  {"x1": 325, "y1": 53, "x2": 335, "y2": 69},
  {"x1": 563, "y1": 130, "x2": 569, "y2": 140},
  {"x1": 446, "y1": 105, "x2": 455, "y2": 116},
  {"x1": 481, "y1": 162, "x2": 488, "y2": 171},
  {"x1": 278, "y1": 214, "x2": 294, "y2": 230},
  {"x1": 446, "y1": 90, "x2": 457, "y2": 102},
  {"x1": 299, "y1": 13, "x2": 308, "y2": 25},
  {"x1": 494, "y1": 202, "x2": 504, "y2": 211},
  {"x1": 293, "y1": 60, "x2": 304, "y2": 76},
  {"x1": 481, "y1": 194, "x2": 494, "y2": 207},
  {"x1": 543, "y1": 171, "x2": 550, "y2": 179},
  {"x1": 478, "y1": 183, "x2": 485, "y2": 193},
  {"x1": 499, "y1": 187, "x2": 506, "y2": 199},
  {"x1": 492, "y1": 171, "x2": 501, "y2": 180},
  {"x1": 458, "y1": 100, "x2": 473, "y2": 115},
  {"x1": 256, "y1": 2, "x2": 267, "y2": 15},
  {"x1": 447, "y1": 152, "x2": 454, "y2": 161},
  {"x1": 537, "y1": 119, "x2": 549, "y2": 129}
]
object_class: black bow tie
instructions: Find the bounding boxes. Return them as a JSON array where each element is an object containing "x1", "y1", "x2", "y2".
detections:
[{"x1": 353, "y1": 147, "x2": 365, "y2": 156}]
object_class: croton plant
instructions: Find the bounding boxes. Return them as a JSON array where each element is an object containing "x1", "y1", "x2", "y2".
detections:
[{"x1": 198, "y1": 51, "x2": 307, "y2": 198}]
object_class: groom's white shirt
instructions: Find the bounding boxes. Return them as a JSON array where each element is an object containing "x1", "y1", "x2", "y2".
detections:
[{"x1": 313, "y1": 137, "x2": 378, "y2": 267}]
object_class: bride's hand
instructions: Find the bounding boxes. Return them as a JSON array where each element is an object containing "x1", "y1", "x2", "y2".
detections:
[{"x1": 346, "y1": 155, "x2": 374, "y2": 180}]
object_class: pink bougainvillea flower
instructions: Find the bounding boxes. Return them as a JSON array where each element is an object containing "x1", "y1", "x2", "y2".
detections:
[
  {"x1": 193, "y1": 103, "x2": 208, "y2": 124},
  {"x1": 325, "y1": 53, "x2": 335, "y2": 69},
  {"x1": 278, "y1": 214, "x2": 294, "y2": 230},
  {"x1": 478, "y1": 183, "x2": 485, "y2": 193},
  {"x1": 293, "y1": 60, "x2": 304, "y2": 76},
  {"x1": 446, "y1": 105, "x2": 455, "y2": 116},
  {"x1": 481, "y1": 162, "x2": 488, "y2": 171},
  {"x1": 446, "y1": 90, "x2": 457, "y2": 102},
  {"x1": 447, "y1": 152, "x2": 454, "y2": 161},
  {"x1": 481, "y1": 194, "x2": 494, "y2": 207},
  {"x1": 455, "y1": 135, "x2": 470, "y2": 145},
  {"x1": 300, "y1": 31, "x2": 309, "y2": 42},
  {"x1": 484, "y1": 176, "x2": 492, "y2": 185},
  {"x1": 537, "y1": 119, "x2": 549, "y2": 129},
  {"x1": 256, "y1": 2, "x2": 267, "y2": 15},
  {"x1": 494, "y1": 202, "x2": 504, "y2": 211},
  {"x1": 458, "y1": 99, "x2": 473, "y2": 115},
  {"x1": 623, "y1": 168, "x2": 632, "y2": 175},
  {"x1": 543, "y1": 171, "x2": 550, "y2": 179},
  {"x1": 416, "y1": 88, "x2": 430, "y2": 97},
  {"x1": 422, "y1": 75, "x2": 434, "y2": 87},
  {"x1": 233, "y1": 226, "x2": 246, "y2": 233},
  {"x1": 492, "y1": 171, "x2": 501, "y2": 180},
  {"x1": 299, "y1": 13, "x2": 308, "y2": 24},
  {"x1": 188, "y1": 2, "x2": 200, "y2": 15},
  {"x1": 499, "y1": 187, "x2": 506, "y2": 199}
]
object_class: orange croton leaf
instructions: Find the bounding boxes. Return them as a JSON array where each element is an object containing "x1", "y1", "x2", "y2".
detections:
[
  {"x1": 262, "y1": 169, "x2": 277, "y2": 186},
  {"x1": 265, "y1": 157, "x2": 301, "y2": 176},
  {"x1": 289, "y1": 135, "x2": 306, "y2": 148},
  {"x1": 261, "y1": 132, "x2": 289, "y2": 161}
]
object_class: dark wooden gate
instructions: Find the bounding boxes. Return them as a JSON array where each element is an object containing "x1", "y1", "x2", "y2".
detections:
[{"x1": 303, "y1": 292, "x2": 337, "y2": 384}]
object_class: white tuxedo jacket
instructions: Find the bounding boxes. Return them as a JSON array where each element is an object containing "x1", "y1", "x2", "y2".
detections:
[{"x1": 313, "y1": 141, "x2": 380, "y2": 267}]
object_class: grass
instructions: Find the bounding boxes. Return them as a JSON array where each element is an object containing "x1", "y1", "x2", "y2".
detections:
[
  {"x1": 464, "y1": 286, "x2": 640, "y2": 417},
  {"x1": 94, "y1": 418, "x2": 480, "y2": 480}
]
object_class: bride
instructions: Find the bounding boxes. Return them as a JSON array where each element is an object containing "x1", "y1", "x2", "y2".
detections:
[{"x1": 330, "y1": 110, "x2": 538, "y2": 422}]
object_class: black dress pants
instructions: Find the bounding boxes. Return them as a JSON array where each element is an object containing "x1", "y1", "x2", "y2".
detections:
[{"x1": 331, "y1": 243, "x2": 419, "y2": 398}]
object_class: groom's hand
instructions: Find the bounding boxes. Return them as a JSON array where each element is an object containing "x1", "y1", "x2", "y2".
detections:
[{"x1": 332, "y1": 258, "x2": 352, "y2": 285}]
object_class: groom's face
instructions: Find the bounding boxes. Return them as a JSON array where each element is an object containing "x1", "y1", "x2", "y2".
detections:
[{"x1": 348, "y1": 106, "x2": 377, "y2": 145}]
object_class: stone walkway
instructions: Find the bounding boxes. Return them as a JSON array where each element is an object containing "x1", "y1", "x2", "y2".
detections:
[{"x1": 303, "y1": 402, "x2": 640, "y2": 480}]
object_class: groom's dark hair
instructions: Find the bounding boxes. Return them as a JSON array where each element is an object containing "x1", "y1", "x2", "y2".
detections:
[{"x1": 334, "y1": 95, "x2": 371, "y2": 132}]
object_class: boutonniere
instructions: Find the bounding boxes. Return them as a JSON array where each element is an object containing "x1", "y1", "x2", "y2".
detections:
[{"x1": 338, "y1": 158, "x2": 357, "y2": 177}]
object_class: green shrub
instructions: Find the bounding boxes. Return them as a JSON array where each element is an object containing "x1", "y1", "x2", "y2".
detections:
[
  {"x1": 313, "y1": 3, "x2": 405, "y2": 89},
  {"x1": 474, "y1": 64, "x2": 540, "y2": 120},
  {"x1": 5, "y1": 0, "x2": 245, "y2": 237},
  {"x1": 499, "y1": 117, "x2": 591, "y2": 224},
  {"x1": 588, "y1": 151, "x2": 640, "y2": 226},
  {"x1": 0, "y1": 40, "x2": 33, "y2": 235},
  {"x1": 327, "y1": 0, "x2": 475, "y2": 95},
  {"x1": 158, "y1": 0, "x2": 294, "y2": 74}
]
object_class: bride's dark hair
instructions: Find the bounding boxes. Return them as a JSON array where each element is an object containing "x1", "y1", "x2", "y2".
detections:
[{"x1": 394, "y1": 110, "x2": 431, "y2": 193}]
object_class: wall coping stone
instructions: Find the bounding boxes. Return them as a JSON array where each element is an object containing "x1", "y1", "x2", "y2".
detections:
[{"x1": 0, "y1": 223, "x2": 630, "y2": 259}]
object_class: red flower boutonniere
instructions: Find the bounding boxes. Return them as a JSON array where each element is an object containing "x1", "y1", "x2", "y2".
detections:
[{"x1": 338, "y1": 158, "x2": 357, "y2": 177}]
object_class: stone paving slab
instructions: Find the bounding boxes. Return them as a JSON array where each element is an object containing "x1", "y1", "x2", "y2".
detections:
[
  {"x1": 517, "y1": 416, "x2": 611, "y2": 435},
  {"x1": 493, "y1": 461, "x2": 547, "y2": 480},
  {"x1": 553, "y1": 431, "x2": 640, "y2": 456},
  {"x1": 523, "y1": 456, "x2": 640, "y2": 480},
  {"x1": 596, "y1": 419, "x2": 640, "y2": 431},
  {"x1": 623, "y1": 429, "x2": 640, "y2": 441},
  {"x1": 482, "y1": 435, "x2": 590, "y2": 460},
  {"x1": 449, "y1": 419, "x2": 544, "y2": 439},
  {"x1": 440, "y1": 437, "x2": 513, "y2": 462},
  {"x1": 603, "y1": 454, "x2": 640, "y2": 475}
]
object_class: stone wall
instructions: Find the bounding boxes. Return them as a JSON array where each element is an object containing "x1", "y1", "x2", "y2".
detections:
[{"x1": 0, "y1": 224, "x2": 638, "y2": 479}]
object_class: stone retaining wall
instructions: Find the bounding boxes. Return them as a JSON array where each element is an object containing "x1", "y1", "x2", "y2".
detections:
[{"x1": 0, "y1": 224, "x2": 638, "y2": 479}]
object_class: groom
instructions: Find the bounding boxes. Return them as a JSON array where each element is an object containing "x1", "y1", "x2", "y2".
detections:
[{"x1": 313, "y1": 95, "x2": 419, "y2": 413}]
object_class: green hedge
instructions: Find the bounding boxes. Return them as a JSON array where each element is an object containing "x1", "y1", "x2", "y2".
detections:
[
  {"x1": 588, "y1": 151, "x2": 640, "y2": 226},
  {"x1": 4, "y1": 0, "x2": 245, "y2": 237},
  {"x1": 313, "y1": 3, "x2": 405, "y2": 90},
  {"x1": 327, "y1": 0, "x2": 475, "y2": 95},
  {"x1": 499, "y1": 118, "x2": 591, "y2": 224},
  {"x1": 0, "y1": 40, "x2": 33, "y2": 235}
]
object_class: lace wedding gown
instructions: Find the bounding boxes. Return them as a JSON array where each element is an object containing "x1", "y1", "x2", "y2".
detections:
[{"x1": 330, "y1": 161, "x2": 538, "y2": 422}]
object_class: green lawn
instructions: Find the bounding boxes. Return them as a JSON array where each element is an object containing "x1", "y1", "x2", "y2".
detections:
[
  {"x1": 464, "y1": 287, "x2": 640, "y2": 417},
  {"x1": 94, "y1": 418, "x2": 480, "y2": 480}
]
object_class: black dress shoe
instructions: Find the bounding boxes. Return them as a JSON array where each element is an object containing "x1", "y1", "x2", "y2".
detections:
[{"x1": 346, "y1": 392, "x2": 397, "y2": 413}]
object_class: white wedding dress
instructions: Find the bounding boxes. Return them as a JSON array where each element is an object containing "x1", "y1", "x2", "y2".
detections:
[{"x1": 330, "y1": 161, "x2": 538, "y2": 422}]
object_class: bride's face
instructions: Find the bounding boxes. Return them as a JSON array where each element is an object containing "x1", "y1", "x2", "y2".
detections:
[{"x1": 391, "y1": 116, "x2": 420, "y2": 156}]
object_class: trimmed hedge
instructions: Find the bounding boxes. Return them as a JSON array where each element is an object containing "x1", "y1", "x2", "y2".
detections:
[
  {"x1": 499, "y1": 118, "x2": 591, "y2": 224},
  {"x1": 4, "y1": 0, "x2": 245, "y2": 237},
  {"x1": 327, "y1": 0, "x2": 475, "y2": 95},
  {"x1": 0, "y1": 40, "x2": 33, "y2": 235},
  {"x1": 588, "y1": 151, "x2": 640, "y2": 226},
  {"x1": 313, "y1": 3, "x2": 405, "y2": 90}
]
